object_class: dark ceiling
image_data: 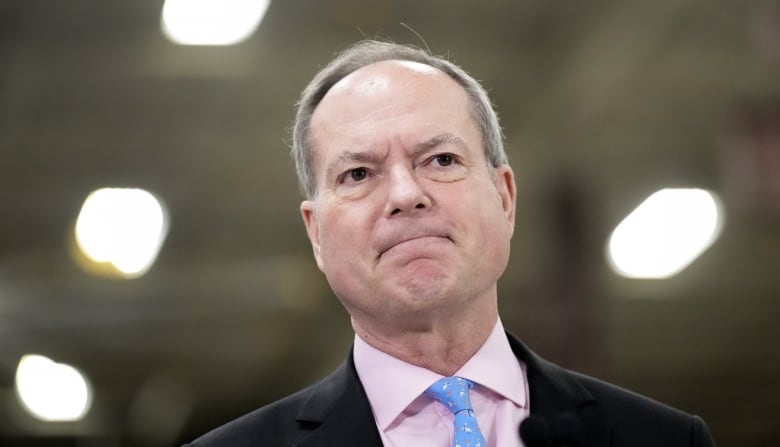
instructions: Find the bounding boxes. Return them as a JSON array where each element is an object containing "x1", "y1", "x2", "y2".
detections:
[{"x1": 1, "y1": 1, "x2": 779, "y2": 446}]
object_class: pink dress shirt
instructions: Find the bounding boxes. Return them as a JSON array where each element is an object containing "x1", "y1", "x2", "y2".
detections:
[{"x1": 354, "y1": 319, "x2": 530, "y2": 447}]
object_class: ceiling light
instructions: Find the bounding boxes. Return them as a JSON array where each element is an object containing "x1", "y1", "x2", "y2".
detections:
[
  {"x1": 607, "y1": 188, "x2": 723, "y2": 279},
  {"x1": 15, "y1": 354, "x2": 92, "y2": 422},
  {"x1": 161, "y1": 0, "x2": 271, "y2": 46},
  {"x1": 75, "y1": 188, "x2": 169, "y2": 279}
]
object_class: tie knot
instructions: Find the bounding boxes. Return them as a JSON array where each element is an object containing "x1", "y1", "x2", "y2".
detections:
[{"x1": 426, "y1": 376, "x2": 475, "y2": 414}]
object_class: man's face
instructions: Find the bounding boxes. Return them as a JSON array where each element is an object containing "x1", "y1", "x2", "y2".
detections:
[{"x1": 301, "y1": 60, "x2": 516, "y2": 330}]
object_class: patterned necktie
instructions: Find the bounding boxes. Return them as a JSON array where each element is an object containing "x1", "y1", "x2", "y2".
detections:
[{"x1": 426, "y1": 376, "x2": 488, "y2": 447}]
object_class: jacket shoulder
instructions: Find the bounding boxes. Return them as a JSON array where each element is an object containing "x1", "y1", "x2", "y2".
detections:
[
  {"x1": 569, "y1": 370, "x2": 715, "y2": 446},
  {"x1": 507, "y1": 333, "x2": 714, "y2": 446},
  {"x1": 183, "y1": 384, "x2": 313, "y2": 447},
  {"x1": 183, "y1": 352, "x2": 378, "y2": 447}
]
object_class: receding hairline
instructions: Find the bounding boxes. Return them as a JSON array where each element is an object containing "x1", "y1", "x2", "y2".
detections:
[{"x1": 313, "y1": 58, "x2": 456, "y2": 109}]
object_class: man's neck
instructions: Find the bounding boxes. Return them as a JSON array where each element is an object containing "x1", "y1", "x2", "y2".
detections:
[{"x1": 351, "y1": 307, "x2": 498, "y2": 376}]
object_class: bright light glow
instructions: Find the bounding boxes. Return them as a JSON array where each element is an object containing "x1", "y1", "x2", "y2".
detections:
[
  {"x1": 161, "y1": 0, "x2": 270, "y2": 46},
  {"x1": 607, "y1": 188, "x2": 723, "y2": 279},
  {"x1": 15, "y1": 354, "x2": 92, "y2": 422},
  {"x1": 75, "y1": 188, "x2": 168, "y2": 278}
]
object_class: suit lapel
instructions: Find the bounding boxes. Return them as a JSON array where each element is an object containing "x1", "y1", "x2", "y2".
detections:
[
  {"x1": 293, "y1": 348, "x2": 383, "y2": 447},
  {"x1": 507, "y1": 333, "x2": 610, "y2": 447}
]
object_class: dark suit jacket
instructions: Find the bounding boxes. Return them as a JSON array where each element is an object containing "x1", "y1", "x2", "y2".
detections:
[{"x1": 185, "y1": 333, "x2": 716, "y2": 446}]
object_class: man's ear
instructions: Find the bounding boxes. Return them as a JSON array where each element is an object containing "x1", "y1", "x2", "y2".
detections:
[
  {"x1": 300, "y1": 200, "x2": 324, "y2": 270},
  {"x1": 493, "y1": 164, "x2": 517, "y2": 233}
]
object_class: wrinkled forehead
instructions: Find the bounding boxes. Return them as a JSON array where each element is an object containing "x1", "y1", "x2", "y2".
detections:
[
  {"x1": 326, "y1": 59, "x2": 442, "y2": 98},
  {"x1": 311, "y1": 59, "x2": 466, "y2": 134},
  {"x1": 306, "y1": 59, "x2": 478, "y2": 186}
]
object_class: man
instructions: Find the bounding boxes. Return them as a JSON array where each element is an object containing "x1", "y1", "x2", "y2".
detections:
[{"x1": 186, "y1": 40, "x2": 716, "y2": 447}]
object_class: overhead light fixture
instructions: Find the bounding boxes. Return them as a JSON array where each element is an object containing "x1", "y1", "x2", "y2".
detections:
[
  {"x1": 607, "y1": 188, "x2": 724, "y2": 279},
  {"x1": 74, "y1": 188, "x2": 169, "y2": 279},
  {"x1": 161, "y1": 0, "x2": 271, "y2": 46},
  {"x1": 15, "y1": 354, "x2": 92, "y2": 422}
]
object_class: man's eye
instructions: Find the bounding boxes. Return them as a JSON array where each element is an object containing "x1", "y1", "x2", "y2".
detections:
[
  {"x1": 433, "y1": 153, "x2": 455, "y2": 167},
  {"x1": 348, "y1": 168, "x2": 368, "y2": 182},
  {"x1": 420, "y1": 152, "x2": 468, "y2": 183}
]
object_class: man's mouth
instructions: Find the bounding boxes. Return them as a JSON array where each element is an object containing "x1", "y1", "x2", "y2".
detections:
[{"x1": 376, "y1": 233, "x2": 451, "y2": 259}]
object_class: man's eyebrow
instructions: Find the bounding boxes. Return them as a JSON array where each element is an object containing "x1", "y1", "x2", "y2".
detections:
[
  {"x1": 323, "y1": 134, "x2": 467, "y2": 180},
  {"x1": 325, "y1": 150, "x2": 384, "y2": 180},
  {"x1": 412, "y1": 133, "x2": 468, "y2": 158}
]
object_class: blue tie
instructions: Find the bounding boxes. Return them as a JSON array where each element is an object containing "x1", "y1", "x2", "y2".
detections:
[{"x1": 426, "y1": 376, "x2": 488, "y2": 447}]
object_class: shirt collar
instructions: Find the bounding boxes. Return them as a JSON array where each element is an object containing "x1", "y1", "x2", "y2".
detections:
[{"x1": 353, "y1": 319, "x2": 528, "y2": 430}]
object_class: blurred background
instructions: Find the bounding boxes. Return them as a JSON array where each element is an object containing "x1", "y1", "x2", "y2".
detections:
[{"x1": 1, "y1": 0, "x2": 779, "y2": 445}]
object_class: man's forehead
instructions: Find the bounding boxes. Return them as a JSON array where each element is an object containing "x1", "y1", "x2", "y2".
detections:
[{"x1": 326, "y1": 59, "x2": 443, "y2": 97}]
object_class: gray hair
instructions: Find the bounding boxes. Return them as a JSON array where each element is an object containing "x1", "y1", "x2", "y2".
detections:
[{"x1": 291, "y1": 40, "x2": 507, "y2": 199}]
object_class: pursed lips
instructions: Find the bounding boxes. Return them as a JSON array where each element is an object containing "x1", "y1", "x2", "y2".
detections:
[{"x1": 376, "y1": 233, "x2": 452, "y2": 259}]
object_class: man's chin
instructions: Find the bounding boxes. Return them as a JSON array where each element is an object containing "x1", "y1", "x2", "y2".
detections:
[{"x1": 386, "y1": 274, "x2": 459, "y2": 307}]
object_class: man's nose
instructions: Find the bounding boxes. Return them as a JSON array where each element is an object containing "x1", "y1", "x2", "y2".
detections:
[{"x1": 384, "y1": 166, "x2": 432, "y2": 217}]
